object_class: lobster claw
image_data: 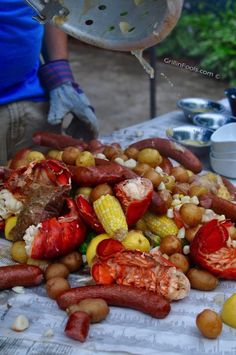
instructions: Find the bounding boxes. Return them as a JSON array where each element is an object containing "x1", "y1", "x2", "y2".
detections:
[
  {"x1": 114, "y1": 177, "x2": 153, "y2": 226},
  {"x1": 91, "y1": 239, "x2": 124, "y2": 284},
  {"x1": 190, "y1": 219, "x2": 236, "y2": 279},
  {"x1": 23, "y1": 198, "x2": 86, "y2": 259},
  {"x1": 75, "y1": 195, "x2": 105, "y2": 233}
]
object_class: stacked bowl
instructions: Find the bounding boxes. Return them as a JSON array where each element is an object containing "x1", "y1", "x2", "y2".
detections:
[{"x1": 210, "y1": 123, "x2": 236, "y2": 179}]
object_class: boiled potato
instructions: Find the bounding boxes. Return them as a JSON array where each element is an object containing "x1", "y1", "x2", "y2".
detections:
[
  {"x1": 47, "y1": 150, "x2": 63, "y2": 160},
  {"x1": 27, "y1": 151, "x2": 45, "y2": 162},
  {"x1": 185, "y1": 225, "x2": 202, "y2": 243},
  {"x1": 171, "y1": 166, "x2": 189, "y2": 183},
  {"x1": 62, "y1": 146, "x2": 81, "y2": 165},
  {"x1": 179, "y1": 203, "x2": 203, "y2": 227},
  {"x1": 162, "y1": 175, "x2": 175, "y2": 192},
  {"x1": 76, "y1": 187, "x2": 93, "y2": 199},
  {"x1": 159, "y1": 235, "x2": 182, "y2": 256},
  {"x1": 187, "y1": 268, "x2": 219, "y2": 291},
  {"x1": 90, "y1": 183, "x2": 113, "y2": 202},
  {"x1": 66, "y1": 298, "x2": 110, "y2": 323},
  {"x1": 75, "y1": 151, "x2": 95, "y2": 167},
  {"x1": 44, "y1": 263, "x2": 70, "y2": 281},
  {"x1": 124, "y1": 147, "x2": 139, "y2": 160},
  {"x1": 137, "y1": 148, "x2": 163, "y2": 167},
  {"x1": 103, "y1": 145, "x2": 122, "y2": 160},
  {"x1": 169, "y1": 253, "x2": 189, "y2": 273},
  {"x1": 45, "y1": 277, "x2": 70, "y2": 299},
  {"x1": 59, "y1": 251, "x2": 83, "y2": 272},
  {"x1": 196, "y1": 309, "x2": 222, "y2": 339},
  {"x1": 133, "y1": 163, "x2": 151, "y2": 176},
  {"x1": 11, "y1": 241, "x2": 28, "y2": 264},
  {"x1": 143, "y1": 169, "x2": 162, "y2": 188},
  {"x1": 122, "y1": 230, "x2": 150, "y2": 252}
]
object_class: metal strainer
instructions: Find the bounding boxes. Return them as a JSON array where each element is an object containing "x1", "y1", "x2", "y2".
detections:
[{"x1": 25, "y1": 0, "x2": 184, "y2": 52}]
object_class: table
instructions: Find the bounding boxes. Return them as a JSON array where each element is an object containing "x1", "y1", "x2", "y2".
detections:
[{"x1": 0, "y1": 111, "x2": 236, "y2": 355}]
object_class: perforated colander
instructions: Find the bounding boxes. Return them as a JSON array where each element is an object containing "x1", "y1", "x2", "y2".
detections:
[{"x1": 25, "y1": 0, "x2": 184, "y2": 52}]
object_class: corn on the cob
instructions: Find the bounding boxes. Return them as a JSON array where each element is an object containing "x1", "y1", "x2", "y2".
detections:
[
  {"x1": 93, "y1": 195, "x2": 128, "y2": 240},
  {"x1": 135, "y1": 218, "x2": 148, "y2": 232},
  {"x1": 217, "y1": 185, "x2": 231, "y2": 201},
  {"x1": 143, "y1": 212, "x2": 178, "y2": 238}
]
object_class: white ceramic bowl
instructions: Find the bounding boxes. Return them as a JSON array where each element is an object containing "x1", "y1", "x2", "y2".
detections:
[
  {"x1": 210, "y1": 122, "x2": 236, "y2": 152},
  {"x1": 210, "y1": 153, "x2": 236, "y2": 178},
  {"x1": 211, "y1": 149, "x2": 236, "y2": 160}
]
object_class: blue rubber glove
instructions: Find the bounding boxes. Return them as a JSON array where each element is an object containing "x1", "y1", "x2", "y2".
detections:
[{"x1": 39, "y1": 60, "x2": 99, "y2": 139}]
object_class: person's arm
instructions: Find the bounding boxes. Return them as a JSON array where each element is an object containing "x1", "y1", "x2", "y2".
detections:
[
  {"x1": 42, "y1": 24, "x2": 68, "y2": 62},
  {"x1": 39, "y1": 25, "x2": 99, "y2": 139}
]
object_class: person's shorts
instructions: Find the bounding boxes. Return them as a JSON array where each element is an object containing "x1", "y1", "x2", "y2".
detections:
[{"x1": 0, "y1": 100, "x2": 60, "y2": 165}]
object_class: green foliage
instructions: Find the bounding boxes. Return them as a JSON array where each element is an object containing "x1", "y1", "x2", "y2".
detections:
[{"x1": 158, "y1": 1, "x2": 236, "y2": 85}]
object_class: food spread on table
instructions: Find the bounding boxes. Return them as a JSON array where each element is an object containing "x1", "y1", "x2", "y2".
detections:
[{"x1": 1, "y1": 130, "x2": 236, "y2": 343}]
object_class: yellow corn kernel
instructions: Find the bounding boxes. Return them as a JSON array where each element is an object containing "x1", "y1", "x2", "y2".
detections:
[
  {"x1": 143, "y1": 212, "x2": 178, "y2": 238},
  {"x1": 217, "y1": 185, "x2": 231, "y2": 201},
  {"x1": 93, "y1": 195, "x2": 128, "y2": 240}
]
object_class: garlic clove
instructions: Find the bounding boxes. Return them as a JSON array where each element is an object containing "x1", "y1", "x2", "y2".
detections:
[{"x1": 11, "y1": 315, "x2": 29, "y2": 332}]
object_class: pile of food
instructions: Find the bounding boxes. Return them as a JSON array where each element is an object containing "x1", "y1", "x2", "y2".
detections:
[{"x1": 1, "y1": 131, "x2": 236, "y2": 342}]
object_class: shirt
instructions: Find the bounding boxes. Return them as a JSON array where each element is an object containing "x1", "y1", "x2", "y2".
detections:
[{"x1": 0, "y1": 0, "x2": 46, "y2": 105}]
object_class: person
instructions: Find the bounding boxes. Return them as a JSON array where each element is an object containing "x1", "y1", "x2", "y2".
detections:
[{"x1": 0, "y1": 1, "x2": 99, "y2": 165}]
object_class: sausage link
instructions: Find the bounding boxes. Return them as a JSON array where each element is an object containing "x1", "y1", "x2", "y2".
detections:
[
  {"x1": 149, "y1": 190, "x2": 172, "y2": 215},
  {"x1": 57, "y1": 284, "x2": 171, "y2": 319},
  {"x1": 65, "y1": 311, "x2": 90, "y2": 342},
  {"x1": 70, "y1": 162, "x2": 137, "y2": 187},
  {"x1": 129, "y1": 138, "x2": 202, "y2": 174},
  {"x1": 199, "y1": 193, "x2": 236, "y2": 222},
  {"x1": 159, "y1": 157, "x2": 173, "y2": 175},
  {"x1": 0, "y1": 265, "x2": 43, "y2": 290},
  {"x1": 87, "y1": 139, "x2": 105, "y2": 154},
  {"x1": 33, "y1": 131, "x2": 87, "y2": 151},
  {"x1": 221, "y1": 177, "x2": 236, "y2": 200}
]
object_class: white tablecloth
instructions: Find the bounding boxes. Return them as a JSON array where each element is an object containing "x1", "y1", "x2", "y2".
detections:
[{"x1": 0, "y1": 110, "x2": 236, "y2": 355}]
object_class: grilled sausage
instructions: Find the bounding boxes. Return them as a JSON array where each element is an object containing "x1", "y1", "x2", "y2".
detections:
[
  {"x1": 33, "y1": 131, "x2": 87, "y2": 150},
  {"x1": 65, "y1": 311, "x2": 90, "y2": 342},
  {"x1": 57, "y1": 284, "x2": 171, "y2": 319},
  {"x1": 129, "y1": 138, "x2": 202, "y2": 174},
  {"x1": 0, "y1": 265, "x2": 43, "y2": 290},
  {"x1": 199, "y1": 193, "x2": 236, "y2": 222}
]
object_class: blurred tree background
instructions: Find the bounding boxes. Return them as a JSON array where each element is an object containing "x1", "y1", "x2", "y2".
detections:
[{"x1": 158, "y1": 0, "x2": 236, "y2": 85}]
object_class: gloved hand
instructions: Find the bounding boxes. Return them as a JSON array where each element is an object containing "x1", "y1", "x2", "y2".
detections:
[{"x1": 39, "y1": 59, "x2": 99, "y2": 140}]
